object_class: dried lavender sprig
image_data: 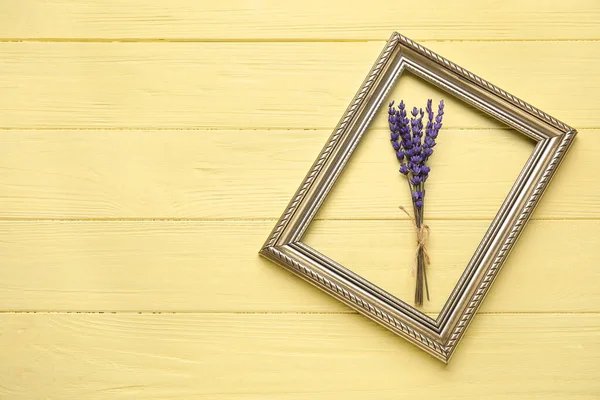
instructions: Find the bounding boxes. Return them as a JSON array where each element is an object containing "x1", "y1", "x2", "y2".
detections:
[
  {"x1": 388, "y1": 101, "x2": 412, "y2": 175},
  {"x1": 420, "y1": 100, "x2": 443, "y2": 187},
  {"x1": 414, "y1": 100, "x2": 444, "y2": 303},
  {"x1": 388, "y1": 101, "x2": 402, "y2": 158},
  {"x1": 388, "y1": 98, "x2": 445, "y2": 306}
]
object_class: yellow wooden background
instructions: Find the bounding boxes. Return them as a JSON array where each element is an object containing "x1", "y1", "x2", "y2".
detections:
[{"x1": 0, "y1": 1, "x2": 599, "y2": 399}]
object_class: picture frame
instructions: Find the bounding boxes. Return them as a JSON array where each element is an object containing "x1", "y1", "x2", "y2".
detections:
[{"x1": 259, "y1": 32, "x2": 576, "y2": 363}]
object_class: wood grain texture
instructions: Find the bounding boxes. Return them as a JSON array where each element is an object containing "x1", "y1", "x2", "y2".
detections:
[
  {"x1": 1, "y1": 313, "x2": 599, "y2": 399},
  {"x1": 1, "y1": 128, "x2": 595, "y2": 220},
  {"x1": 0, "y1": 41, "x2": 597, "y2": 129},
  {"x1": 0, "y1": 219, "x2": 598, "y2": 313},
  {"x1": 0, "y1": 0, "x2": 598, "y2": 397},
  {"x1": 1, "y1": 0, "x2": 599, "y2": 40}
]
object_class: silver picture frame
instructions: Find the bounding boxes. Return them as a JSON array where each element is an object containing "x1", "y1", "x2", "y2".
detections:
[{"x1": 259, "y1": 32, "x2": 576, "y2": 363}]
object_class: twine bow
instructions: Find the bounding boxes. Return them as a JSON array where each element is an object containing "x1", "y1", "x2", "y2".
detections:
[
  {"x1": 399, "y1": 206, "x2": 431, "y2": 304},
  {"x1": 399, "y1": 206, "x2": 431, "y2": 271}
]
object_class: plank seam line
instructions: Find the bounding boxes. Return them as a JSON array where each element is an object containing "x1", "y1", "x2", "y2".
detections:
[
  {"x1": 0, "y1": 127, "x2": 598, "y2": 132},
  {"x1": 0, "y1": 38, "x2": 598, "y2": 43},
  {"x1": 0, "y1": 127, "x2": 523, "y2": 132},
  {"x1": 0, "y1": 311, "x2": 598, "y2": 315},
  {"x1": 0, "y1": 217, "x2": 596, "y2": 222}
]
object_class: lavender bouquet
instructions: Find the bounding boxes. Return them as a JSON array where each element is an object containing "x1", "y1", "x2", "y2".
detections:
[{"x1": 388, "y1": 99, "x2": 445, "y2": 305}]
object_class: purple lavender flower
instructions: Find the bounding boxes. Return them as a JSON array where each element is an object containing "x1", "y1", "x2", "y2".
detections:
[
  {"x1": 388, "y1": 99, "x2": 444, "y2": 306},
  {"x1": 389, "y1": 101, "x2": 411, "y2": 174},
  {"x1": 408, "y1": 108, "x2": 425, "y2": 177},
  {"x1": 388, "y1": 98, "x2": 445, "y2": 209},
  {"x1": 411, "y1": 190, "x2": 424, "y2": 209},
  {"x1": 396, "y1": 150, "x2": 404, "y2": 161},
  {"x1": 397, "y1": 101, "x2": 412, "y2": 153},
  {"x1": 419, "y1": 99, "x2": 444, "y2": 183}
]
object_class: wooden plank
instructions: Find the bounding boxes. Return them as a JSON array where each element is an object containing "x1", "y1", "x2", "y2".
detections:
[
  {"x1": 0, "y1": 41, "x2": 596, "y2": 129},
  {"x1": 0, "y1": 129, "x2": 593, "y2": 220},
  {"x1": 0, "y1": 220, "x2": 598, "y2": 313},
  {"x1": 0, "y1": 313, "x2": 598, "y2": 399},
  {"x1": 0, "y1": 0, "x2": 599, "y2": 40}
]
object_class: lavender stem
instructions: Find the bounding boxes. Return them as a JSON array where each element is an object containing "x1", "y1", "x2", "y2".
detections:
[{"x1": 420, "y1": 185, "x2": 430, "y2": 301}]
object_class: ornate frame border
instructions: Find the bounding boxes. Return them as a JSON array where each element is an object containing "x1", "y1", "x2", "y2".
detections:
[{"x1": 259, "y1": 32, "x2": 576, "y2": 363}]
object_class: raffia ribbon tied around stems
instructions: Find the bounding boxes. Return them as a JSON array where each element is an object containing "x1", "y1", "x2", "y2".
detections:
[{"x1": 399, "y1": 206, "x2": 430, "y2": 305}]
